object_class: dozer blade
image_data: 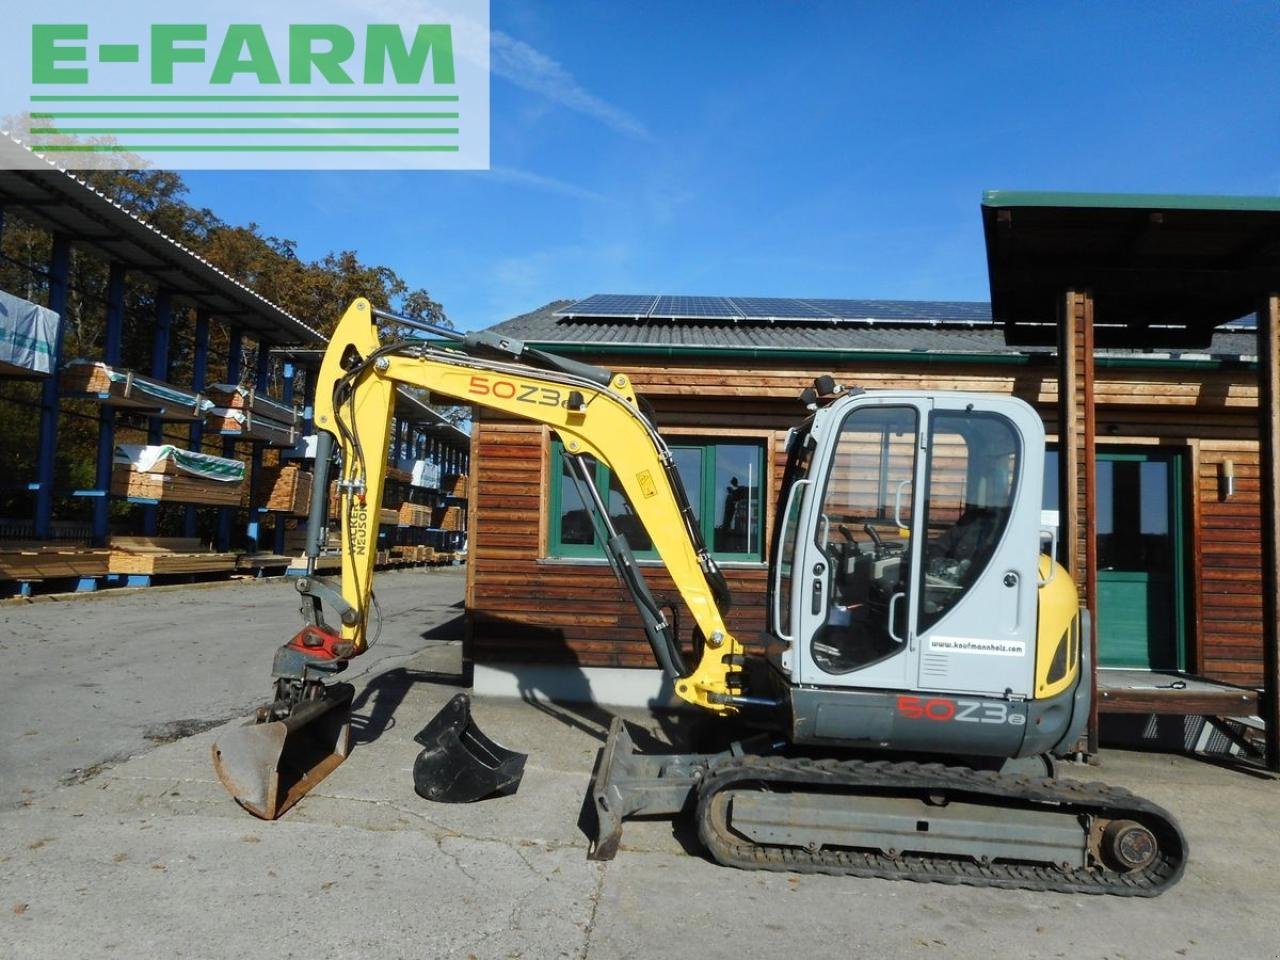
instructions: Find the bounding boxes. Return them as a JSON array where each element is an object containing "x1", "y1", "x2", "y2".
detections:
[
  {"x1": 212, "y1": 682, "x2": 355, "y2": 819},
  {"x1": 413, "y1": 693, "x2": 526, "y2": 803}
]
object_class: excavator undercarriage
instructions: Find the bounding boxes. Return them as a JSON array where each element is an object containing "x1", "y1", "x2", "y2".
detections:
[{"x1": 589, "y1": 718, "x2": 1185, "y2": 896}]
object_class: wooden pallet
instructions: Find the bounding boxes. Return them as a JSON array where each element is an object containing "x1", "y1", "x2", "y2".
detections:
[
  {"x1": 111, "y1": 465, "x2": 244, "y2": 506},
  {"x1": 0, "y1": 543, "x2": 111, "y2": 580},
  {"x1": 259, "y1": 463, "x2": 313, "y2": 515},
  {"x1": 108, "y1": 536, "x2": 237, "y2": 575}
]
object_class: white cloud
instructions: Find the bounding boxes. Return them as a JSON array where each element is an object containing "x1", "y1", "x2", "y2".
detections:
[
  {"x1": 491, "y1": 31, "x2": 650, "y2": 140},
  {"x1": 488, "y1": 165, "x2": 612, "y2": 203}
]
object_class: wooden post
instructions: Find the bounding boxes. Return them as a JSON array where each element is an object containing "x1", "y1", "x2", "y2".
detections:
[
  {"x1": 1058, "y1": 289, "x2": 1099, "y2": 752},
  {"x1": 1258, "y1": 295, "x2": 1280, "y2": 771}
]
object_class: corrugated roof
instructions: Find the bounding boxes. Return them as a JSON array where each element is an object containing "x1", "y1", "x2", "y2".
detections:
[
  {"x1": 488, "y1": 299, "x2": 1258, "y2": 361},
  {"x1": 0, "y1": 134, "x2": 323, "y2": 346}
]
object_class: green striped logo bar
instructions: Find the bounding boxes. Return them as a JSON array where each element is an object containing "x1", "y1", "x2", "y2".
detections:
[{"x1": 4, "y1": 3, "x2": 490, "y2": 170}]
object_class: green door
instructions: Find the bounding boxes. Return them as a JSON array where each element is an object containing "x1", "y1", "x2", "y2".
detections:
[{"x1": 1095, "y1": 450, "x2": 1186, "y2": 670}]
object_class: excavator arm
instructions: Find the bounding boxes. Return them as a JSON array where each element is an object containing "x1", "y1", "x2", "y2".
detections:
[{"x1": 308, "y1": 298, "x2": 745, "y2": 714}]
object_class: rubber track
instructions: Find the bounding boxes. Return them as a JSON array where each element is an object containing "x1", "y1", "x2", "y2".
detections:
[{"x1": 696, "y1": 756, "x2": 1186, "y2": 896}]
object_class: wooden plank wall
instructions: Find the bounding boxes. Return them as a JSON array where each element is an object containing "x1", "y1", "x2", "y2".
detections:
[{"x1": 465, "y1": 354, "x2": 1265, "y2": 686}]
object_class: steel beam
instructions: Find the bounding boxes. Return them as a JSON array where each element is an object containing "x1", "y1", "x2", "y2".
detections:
[
  {"x1": 92, "y1": 262, "x2": 126, "y2": 544},
  {"x1": 245, "y1": 343, "x2": 271, "y2": 553},
  {"x1": 142, "y1": 290, "x2": 173, "y2": 536},
  {"x1": 34, "y1": 234, "x2": 71, "y2": 540},
  {"x1": 184, "y1": 310, "x2": 211, "y2": 538},
  {"x1": 216, "y1": 327, "x2": 243, "y2": 551}
]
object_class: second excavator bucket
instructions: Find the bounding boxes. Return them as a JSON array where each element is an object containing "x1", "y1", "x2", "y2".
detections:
[
  {"x1": 413, "y1": 693, "x2": 527, "y2": 803},
  {"x1": 212, "y1": 682, "x2": 355, "y2": 820}
]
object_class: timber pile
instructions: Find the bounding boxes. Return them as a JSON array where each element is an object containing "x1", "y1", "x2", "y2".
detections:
[
  {"x1": 0, "y1": 542, "x2": 111, "y2": 580},
  {"x1": 111, "y1": 465, "x2": 243, "y2": 506},
  {"x1": 288, "y1": 552, "x2": 342, "y2": 574},
  {"x1": 206, "y1": 384, "x2": 300, "y2": 424},
  {"x1": 206, "y1": 408, "x2": 298, "y2": 447},
  {"x1": 398, "y1": 502, "x2": 433, "y2": 527},
  {"x1": 259, "y1": 463, "x2": 313, "y2": 515},
  {"x1": 390, "y1": 545, "x2": 436, "y2": 563},
  {"x1": 61, "y1": 361, "x2": 207, "y2": 420},
  {"x1": 108, "y1": 536, "x2": 236, "y2": 575},
  {"x1": 433, "y1": 505, "x2": 464, "y2": 531},
  {"x1": 443, "y1": 473, "x2": 468, "y2": 497}
]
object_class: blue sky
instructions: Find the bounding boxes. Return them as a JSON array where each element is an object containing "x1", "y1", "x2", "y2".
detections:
[{"x1": 184, "y1": 1, "x2": 1280, "y2": 332}]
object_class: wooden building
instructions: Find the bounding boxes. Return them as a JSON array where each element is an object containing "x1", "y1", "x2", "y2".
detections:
[{"x1": 462, "y1": 193, "x2": 1280, "y2": 764}]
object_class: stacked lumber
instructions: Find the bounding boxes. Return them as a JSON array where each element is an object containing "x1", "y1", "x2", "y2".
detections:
[
  {"x1": 61, "y1": 361, "x2": 208, "y2": 420},
  {"x1": 288, "y1": 552, "x2": 342, "y2": 574},
  {"x1": 398, "y1": 502, "x2": 433, "y2": 527},
  {"x1": 0, "y1": 543, "x2": 111, "y2": 580},
  {"x1": 389, "y1": 544, "x2": 436, "y2": 563},
  {"x1": 111, "y1": 465, "x2": 243, "y2": 506},
  {"x1": 236, "y1": 553, "x2": 292, "y2": 572},
  {"x1": 379, "y1": 508, "x2": 399, "y2": 526},
  {"x1": 206, "y1": 406, "x2": 297, "y2": 447},
  {"x1": 442, "y1": 473, "x2": 468, "y2": 497},
  {"x1": 433, "y1": 505, "x2": 465, "y2": 531},
  {"x1": 108, "y1": 537, "x2": 236, "y2": 575},
  {"x1": 259, "y1": 463, "x2": 313, "y2": 515},
  {"x1": 206, "y1": 384, "x2": 300, "y2": 424}
]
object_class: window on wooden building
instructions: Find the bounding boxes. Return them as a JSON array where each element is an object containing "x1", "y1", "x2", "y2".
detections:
[{"x1": 548, "y1": 439, "x2": 766, "y2": 561}]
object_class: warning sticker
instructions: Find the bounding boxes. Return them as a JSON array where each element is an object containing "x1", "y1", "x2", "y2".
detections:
[
  {"x1": 928, "y1": 636, "x2": 1026, "y2": 657},
  {"x1": 637, "y1": 470, "x2": 657, "y2": 499}
]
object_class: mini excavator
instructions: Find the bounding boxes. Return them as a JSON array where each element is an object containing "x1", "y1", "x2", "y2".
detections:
[{"x1": 213, "y1": 299, "x2": 1186, "y2": 895}]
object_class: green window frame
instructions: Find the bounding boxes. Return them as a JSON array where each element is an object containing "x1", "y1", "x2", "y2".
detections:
[{"x1": 547, "y1": 438, "x2": 766, "y2": 562}]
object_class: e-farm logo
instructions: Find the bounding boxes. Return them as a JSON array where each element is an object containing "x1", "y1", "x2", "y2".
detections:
[{"x1": 2, "y1": 1, "x2": 490, "y2": 170}]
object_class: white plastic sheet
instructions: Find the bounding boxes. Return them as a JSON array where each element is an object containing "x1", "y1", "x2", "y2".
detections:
[{"x1": 0, "y1": 290, "x2": 60, "y2": 375}]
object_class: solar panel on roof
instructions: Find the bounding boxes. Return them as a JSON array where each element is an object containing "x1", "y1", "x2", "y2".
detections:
[
  {"x1": 730, "y1": 297, "x2": 832, "y2": 319},
  {"x1": 559, "y1": 294, "x2": 657, "y2": 317},
  {"x1": 650, "y1": 295, "x2": 739, "y2": 319},
  {"x1": 556, "y1": 294, "x2": 995, "y2": 325}
]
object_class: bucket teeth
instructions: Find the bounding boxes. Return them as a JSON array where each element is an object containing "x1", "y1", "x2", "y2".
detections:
[
  {"x1": 212, "y1": 682, "x2": 355, "y2": 819},
  {"x1": 413, "y1": 693, "x2": 527, "y2": 803}
]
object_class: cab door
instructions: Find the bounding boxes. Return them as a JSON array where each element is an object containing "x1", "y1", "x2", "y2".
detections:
[
  {"x1": 911, "y1": 397, "x2": 1043, "y2": 698},
  {"x1": 794, "y1": 397, "x2": 930, "y2": 690}
]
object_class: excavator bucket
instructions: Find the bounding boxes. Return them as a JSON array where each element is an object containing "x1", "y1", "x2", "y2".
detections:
[
  {"x1": 212, "y1": 682, "x2": 355, "y2": 819},
  {"x1": 413, "y1": 693, "x2": 526, "y2": 803}
]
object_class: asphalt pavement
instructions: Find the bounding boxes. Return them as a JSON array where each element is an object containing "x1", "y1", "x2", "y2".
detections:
[{"x1": 1, "y1": 568, "x2": 1278, "y2": 960}]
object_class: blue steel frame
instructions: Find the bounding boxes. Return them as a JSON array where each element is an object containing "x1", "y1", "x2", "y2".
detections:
[
  {"x1": 91, "y1": 262, "x2": 127, "y2": 545},
  {"x1": 34, "y1": 235, "x2": 71, "y2": 540}
]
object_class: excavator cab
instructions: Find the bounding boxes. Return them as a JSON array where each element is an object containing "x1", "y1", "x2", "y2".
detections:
[{"x1": 766, "y1": 391, "x2": 1082, "y2": 757}]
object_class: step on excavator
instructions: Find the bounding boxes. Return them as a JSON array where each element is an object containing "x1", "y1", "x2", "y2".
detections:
[{"x1": 212, "y1": 299, "x2": 1186, "y2": 895}]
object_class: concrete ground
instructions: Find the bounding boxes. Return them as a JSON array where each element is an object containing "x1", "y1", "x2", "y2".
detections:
[{"x1": 1, "y1": 569, "x2": 1278, "y2": 960}]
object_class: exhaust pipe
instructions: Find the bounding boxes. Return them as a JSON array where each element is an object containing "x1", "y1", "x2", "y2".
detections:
[
  {"x1": 413, "y1": 693, "x2": 526, "y2": 803},
  {"x1": 212, "y1": 682, "x2": 355, "y2": 819}
]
